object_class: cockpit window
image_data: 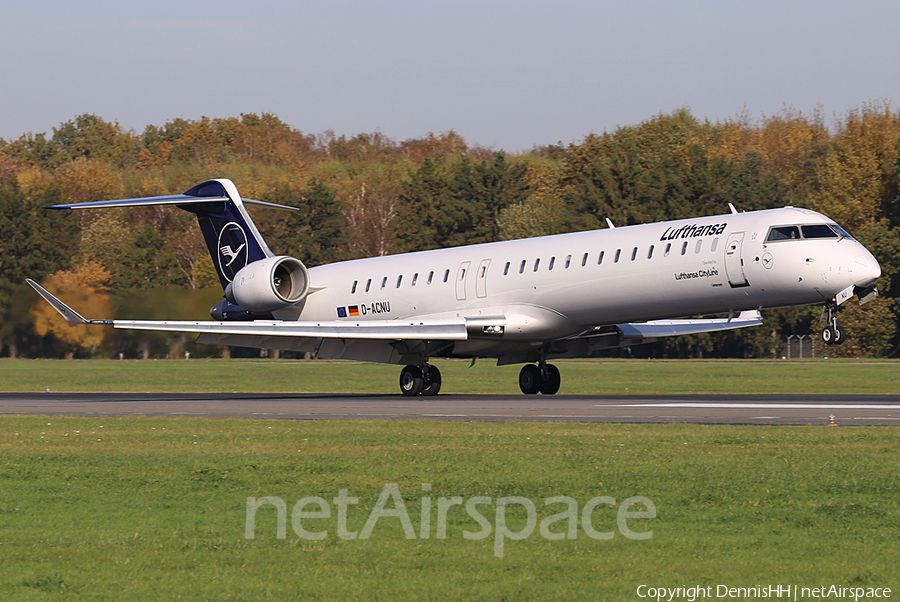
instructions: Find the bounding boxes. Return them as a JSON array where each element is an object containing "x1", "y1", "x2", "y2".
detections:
[
  {"x1": 801, "y1": 225, "x2": 839, "y2": 239},
  {"x1": 831, "y1": 224, "x2": 855, "y2": 240},
  {"x1": 767, "y1": 223, "x2": 854, "y2": 242},
  {"x1": 767, "y1": 226, "x2": 800, "y2": 241}
]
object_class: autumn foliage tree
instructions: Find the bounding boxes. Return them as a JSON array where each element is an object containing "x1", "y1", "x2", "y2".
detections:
[
  {"x1": 31, "y1": 261, "x2": 112, "y2": 358},
  {"x1": 3, "y1": 106, "x2": 900, "y2": 358}
]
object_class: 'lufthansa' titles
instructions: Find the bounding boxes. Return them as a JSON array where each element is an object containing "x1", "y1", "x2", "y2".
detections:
[{"x1": 660, "y1": 222, "x2": 727, "y2": 241}]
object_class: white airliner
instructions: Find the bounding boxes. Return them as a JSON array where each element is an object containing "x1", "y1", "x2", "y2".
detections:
[{"x1": 28, "y1": 179, "x2": 881, "y2": 396}]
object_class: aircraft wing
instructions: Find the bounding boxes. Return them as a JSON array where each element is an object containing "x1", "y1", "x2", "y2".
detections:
[
  {"x1": 29, "y1": 277, "x2": 759, "y2": 348},
  {"x1": 616, "y1": 311, "x2": 763, "y2": 338},
  {"x1": 577, "y1": 311, "x2": 763, "y2": 347},
  {"x1": 26, "y1": 279, "x2": 468, "y2": 341}
]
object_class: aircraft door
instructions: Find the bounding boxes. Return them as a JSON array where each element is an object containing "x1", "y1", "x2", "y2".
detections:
[
  {"x1": 456, "y1": 261, "x2": 471, "y2": 301},
  {"x1": 476, "y1": 259, "x2": 491, "y2": 298},
  {"x1": 724, "y1": 232, "x2": 750, "y2": 288}
]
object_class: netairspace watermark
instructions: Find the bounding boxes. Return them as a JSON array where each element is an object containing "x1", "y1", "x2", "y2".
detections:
[
  {"x1": 636, "y1": 585, "x2": 893, "y2": 601},
  {"x1": 244, "y1": 483, "x2": 656, "y2": 557}
]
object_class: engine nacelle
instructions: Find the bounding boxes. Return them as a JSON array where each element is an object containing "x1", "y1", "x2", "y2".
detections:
[{"x1": 224, "y1": 256, "x2": 309, "y2": 313}]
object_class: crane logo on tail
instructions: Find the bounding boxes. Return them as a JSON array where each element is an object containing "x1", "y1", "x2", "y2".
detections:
[
  {"x1": 216, "y1": 222, "x2": 249, "y2": 282},
  {"x1": 220, "y1": 243, "x2": 246, "y2": 267}
]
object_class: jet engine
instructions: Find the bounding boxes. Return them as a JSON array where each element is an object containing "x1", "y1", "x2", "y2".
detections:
[{"x1": 224, "y1": 256, "x2": 309, "y2": 313}]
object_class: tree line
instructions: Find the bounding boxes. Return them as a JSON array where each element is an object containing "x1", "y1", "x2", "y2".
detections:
[{"x1": 1, "y1": 105, "x2": 898, "y2": 359}]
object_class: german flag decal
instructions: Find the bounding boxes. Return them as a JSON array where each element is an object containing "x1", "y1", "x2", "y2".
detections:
[{"x1": 348, "y1": 305, "x2": 360, "y2": 317}]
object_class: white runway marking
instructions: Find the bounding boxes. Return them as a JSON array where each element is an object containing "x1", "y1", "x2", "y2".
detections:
[{"x1": 600, "y1": 403, "x2": 900, "y2": 410}]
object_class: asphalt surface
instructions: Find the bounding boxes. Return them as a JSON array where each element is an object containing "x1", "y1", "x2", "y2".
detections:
[{"x1": 1, "y1": 392, "x2": 899, "y2": 425}]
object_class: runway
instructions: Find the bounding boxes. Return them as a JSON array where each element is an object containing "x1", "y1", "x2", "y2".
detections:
[{"x1": 1, "y1": 392, "x2": 899, "y2": 425}]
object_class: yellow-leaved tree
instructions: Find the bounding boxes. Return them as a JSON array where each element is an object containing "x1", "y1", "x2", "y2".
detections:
[
  {"x1": 806, "y1": 104, "x2": 900, "y2": 232},
  {"x1": 32, "y1": 261, "x2": 112, "y2": 358}
]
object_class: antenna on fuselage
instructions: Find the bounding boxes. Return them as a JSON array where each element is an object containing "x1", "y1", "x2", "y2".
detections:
[
  {"x1": 728, "y1": 203, "x2": 739, "y2": 215},
  {"x1": 605, "y1": 218, "x2": 616, "y2": 229}
]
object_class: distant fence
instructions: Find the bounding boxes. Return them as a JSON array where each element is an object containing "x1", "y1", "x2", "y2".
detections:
[{"x1": 779, "y1": 334, "x2": 819, "y2": 359}]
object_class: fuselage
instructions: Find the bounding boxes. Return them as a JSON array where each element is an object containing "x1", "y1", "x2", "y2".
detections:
[{"x1": 286, "y1": 206, "x2": 879, "y2": 360}]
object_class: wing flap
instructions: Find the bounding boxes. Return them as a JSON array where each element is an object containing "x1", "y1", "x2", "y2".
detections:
[
  {"x1": 113, "y1": 319, "x2": 468, "y2": 340},
  {"x1": 616, "y1": 311, "x2": 762, "y2": 340}
]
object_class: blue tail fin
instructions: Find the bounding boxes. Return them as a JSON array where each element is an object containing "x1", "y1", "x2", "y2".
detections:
[
  {"x1": 180, "y1": 180, "x2": 274, "y2": 288},
  {"x1": 48, "y1": 178, "x2": 297, "y2": 290}
]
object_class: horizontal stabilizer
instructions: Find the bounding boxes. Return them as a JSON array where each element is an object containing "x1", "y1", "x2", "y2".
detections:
[{"x1": 46, "y1": 193, "x2": 297, "y2": 212}]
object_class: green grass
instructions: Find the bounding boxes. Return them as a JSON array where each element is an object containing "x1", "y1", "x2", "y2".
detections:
[
  {"x1": 1, "y1": 357, "x2": 900, "y2": 394},
  {"x1": 0, "y1": 416, "x2": 898, "y2": 600}
]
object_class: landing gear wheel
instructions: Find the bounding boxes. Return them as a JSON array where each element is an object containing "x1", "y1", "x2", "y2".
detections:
[
  {"x1": 399, "y1": 365, "x2": 424, "y2": 396},
  {"x1": 540, "y1": 364, "x2": 561, "y2": 395},
  {"x1": 821, "y1": 302, "x2": 848, "y2": 346},
  {"x1": 422, "y1": 365, "x2": 442, "y2": 396},
  {"x1": 519, "y1": 364, "x2": 543, "y2": 395},
  {"x1": 822, "y1": 325, "x2": 847, "y2": 345},
  {"x1": 833, "y1": 325, "x2": 846, "y2": 345}
]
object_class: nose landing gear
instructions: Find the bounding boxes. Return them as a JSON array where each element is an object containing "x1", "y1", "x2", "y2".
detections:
[{"x1": 821, "y1": 302, "x2": 846, "y2": 346}]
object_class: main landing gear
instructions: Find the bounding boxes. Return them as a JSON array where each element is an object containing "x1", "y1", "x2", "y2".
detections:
[
  {"x1": 399, "y1": 364, "x2": 442, "y2": 396},
  {"x1": 821, "y1": 302, "x2": 846, "y2": 346},
  {"x1": 518, "y1": 362, "x2": 561, "y2": 395}
]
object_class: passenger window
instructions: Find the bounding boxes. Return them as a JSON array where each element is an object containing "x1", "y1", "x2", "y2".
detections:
[
  {"x1": 614, "y1": 249, "x2": 621, "y2": 263},
  {"x1": 565, "y1": 255, "x2": 572, "y2": 269},
  {"x1": 647, "y1": 245, "x2": 654, "y2": 259},
  {"x1": 503, "y1": 262, "x2": 510, "y2": 276},
  {"x1": 480, "y1": 266, "x2": 486, "y2": 278},
  {"x1": 802, "y1": 225, "x2": 839, "y2": 239},
  {"x1": 381, "y1": 277, "x2": 388, "y2": 289},
  {"x1": 549, "y1": 257, "x2": 555, "y2": 271},
  {"x1": 582, "y1": 253, "x2": 588, "y2": 267},
  {"x1": 598, "y1": 251, "x2": 605, "y2": 265},
  {"x1": 365, "y1": 278, "x2": 372, "y2": 292},
  {"x1": 459, "y1": 269, "x2": 466, "y2": 281},
  {"x1": 665, "y1": 243, "x2": 671, "y2": 257},
  {"x1": 631, "y1": 247, "x2": 637, "y2": 261},
  {"x1": 427, "y1": 271, "x2": 434, "y2": 285},
  {"x1": 412, "y1": 273, "x2": 418, "y2": 286},
  {"x1": 695, "y1": 240, "x2": 702, "y2": 254},
  {"x1": 681, "y1": 242, "x2": 688, "y2": 255},
  {"x1": 396, "y1": 275, "x2": 403, "y2": 288},
  {"x1": 351, "y1": 280, "x2": 358, "y2": 294},
  {"x1": 710, "y1": 238, "x2": 718, "y2": 252},
  {"x1": 767, "y1": 226, "x2": 801, "y2": 241},
  {"x1": 519, "y1": 260, "x2": 526, "y2": 274},
  {"x1": 533, "y1": 258, "x2": 540, "y2": 272},
  {"x1": 443, "y1": 269, "x2": 450, "y2": 283}
]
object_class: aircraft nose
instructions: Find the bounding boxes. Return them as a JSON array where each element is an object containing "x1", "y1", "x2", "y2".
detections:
[{"x1": 849, "y1": 254, "x2": 881, "y2": 287}]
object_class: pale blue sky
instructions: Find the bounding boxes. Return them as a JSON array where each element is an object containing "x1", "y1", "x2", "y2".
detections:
[{"x1": 2, "y1": 0, "x2": 898, "y2": 151}]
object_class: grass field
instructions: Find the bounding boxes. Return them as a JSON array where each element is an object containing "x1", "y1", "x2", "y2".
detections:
[
  {"x1": 1, "y1": 357, "x2": 900, "y2": 395},
  {"x1": 0, "y1": 417, "x2": 898, "y2": 600},
  {"x1": 0, "y1": 360, "x2": 898, "y2": 600}
]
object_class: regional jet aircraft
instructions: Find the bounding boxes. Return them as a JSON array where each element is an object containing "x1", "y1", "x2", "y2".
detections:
[{"x1": 29, "y1": 179, "x2": 881, "y2": 395}]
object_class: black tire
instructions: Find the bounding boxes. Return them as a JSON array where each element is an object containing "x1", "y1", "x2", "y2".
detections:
[
  {"x1": 399, "y1": 365, "x2": 424, "y2": 396},
  {"x1": 422, "y1": 365, "x2": 442, "y2": 396},
  {"x1": 822, "y1": 327, "x2": 834, "y2": 345},
  {"x1": 519, "y1": 364, "x2": 543, "y2": 395},
  {"x1": 540, "y1": 364, "x2": 561, "y2": 395},
  {"x1": 834, "y1": 325, "x2": 846, "y2": 345}
]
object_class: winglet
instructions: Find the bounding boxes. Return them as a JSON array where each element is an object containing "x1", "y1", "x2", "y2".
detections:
[{"x1": 26, "y1": 279, "x2": 113, "y2": 326}]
